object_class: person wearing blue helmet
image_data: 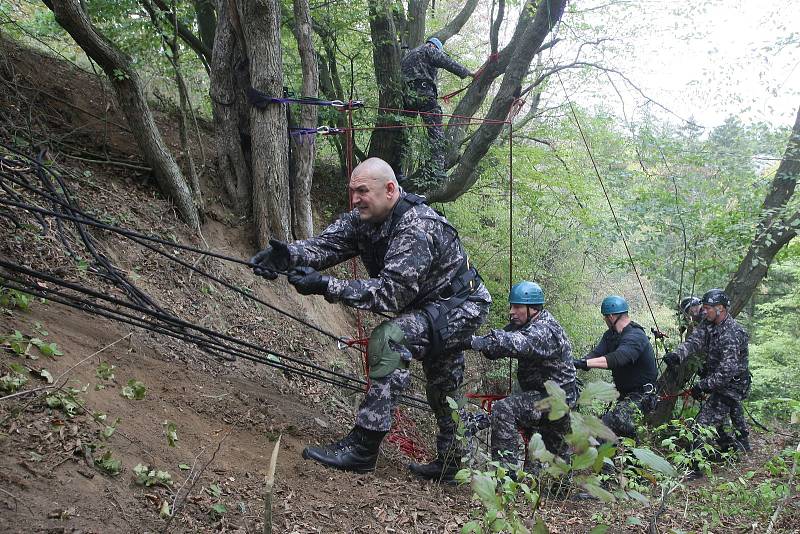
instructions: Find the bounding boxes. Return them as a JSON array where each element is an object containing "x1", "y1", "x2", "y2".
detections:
[
  {"x1": 397, "y1": 37, "x2": 475, "y2": 185},
  {"x1": 573, "y1": 295, "x2": 658, "y2": 438},
  {"x1": 469, "y1": 281, "x2": 577, "y2": 476}
]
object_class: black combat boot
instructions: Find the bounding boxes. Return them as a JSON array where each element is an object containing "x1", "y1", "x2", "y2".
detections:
[
  {"x1": 408, "y1": 456, "x2": 462, "y2": 482},
  {"x1": 302, "y1": 426, "x2": 386, "y2": 474}
]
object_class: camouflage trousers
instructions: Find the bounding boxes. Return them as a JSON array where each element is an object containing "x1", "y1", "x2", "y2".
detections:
[
  {"x1": 602, "y1": 392, "x2": 657, "y2": 439},
  {"x1": 398, "y1": 81, "x2": 446, "y2": 180},
  {"x1": 491, "y1": 390, "x2": 572, "y2": 468},
  {"x1": 355, "y1": 296, "x2": 490, "y2": 459},
  {"x1": 696, "y1": 391, "x2": 748, "y2": 442}
]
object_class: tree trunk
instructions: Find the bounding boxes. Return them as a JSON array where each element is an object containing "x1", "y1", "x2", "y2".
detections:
[
  {"x1": 366, "y1": 0, "x2": 405, "y2": 171},
  {"x1": 239, "y1": 0, "x2": 290, "y2": 246},
  {"x1": 429, "y1": 0, "x2": 567, "y2": 202},
  {"x1": 44, "y1": 0, "x2": 200, "y2": 229},
  {"x1": 725, "y1": 106, "x2": 800, "y2": 316},
  {"x1": 650, "y1": 106, "x2": 800, "y2": 425},
  {"x1": 430, "y1": 0, "x2": 479, "y2": 44},
  {"x1": 290, "y1": 0, "x2": 317, "y2": 239},
  {"x1": 192, "y1": 0, "x2": 217, "y2": 54},
  {"x1": 210, "y1": 0, "x2": 251, "y2": 211},
  {"x1": 405, "y1": 0, "x2": 429, "y2": 49}
]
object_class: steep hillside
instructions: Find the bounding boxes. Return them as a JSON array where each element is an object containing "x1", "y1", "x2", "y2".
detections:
[{"x1": 1, "y1": 36, "x2": 798, "y2": 534}]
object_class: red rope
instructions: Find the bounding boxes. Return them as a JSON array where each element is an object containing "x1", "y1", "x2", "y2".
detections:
[
  {"x1": 387, "y1": 407, "x2": 430, "y2": 461},
  {"x1": 466, "y1": 393, "x2": 507, "y2": 414},
  {"x1": 440, "y1": 53, "x2": 499, "y2": 103}
]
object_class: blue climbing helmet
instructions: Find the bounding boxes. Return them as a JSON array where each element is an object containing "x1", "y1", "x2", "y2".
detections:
[
  {"x1": 600, "y1": 295, "x2": 628, "y2": 315},
  {"x1": 508, "y1": 281, "x2": 544, "y2": 305},
  {"x1": 426, "y1": 37, "x2": 443, "y2": 51}
]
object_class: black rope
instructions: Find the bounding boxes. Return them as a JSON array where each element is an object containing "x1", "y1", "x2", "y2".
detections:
[
  {"x1": 554, "y1": 72, "x2": 662, "y2": 334},
  {"x1": 0, "y1": 264, "x2": 431, "y2": 411}
]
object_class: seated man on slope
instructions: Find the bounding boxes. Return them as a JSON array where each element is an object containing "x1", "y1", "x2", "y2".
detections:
[
  {"x1": 574, "y1": 295, "x2": 658, "y2": 439},
  {"x1": 469, "y1": 281, "x2": 577, "y2": 474}
]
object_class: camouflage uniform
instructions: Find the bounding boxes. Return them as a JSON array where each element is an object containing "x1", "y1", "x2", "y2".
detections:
[
  {"x1": 476, "y1": 310, "x2": 577, "y2": 466},
  {"x1": 397, "y1": 45, "x2": 471, "y2": 180},
  {"x1": 286, "y1": 193, "x2": 491, "y2": 459},
  {"x1": 588, "y1": 322, "x2": 658, "y2": 438},
  {"x1": 673, "y1": 316, "x2": 750, "y2": 445}
]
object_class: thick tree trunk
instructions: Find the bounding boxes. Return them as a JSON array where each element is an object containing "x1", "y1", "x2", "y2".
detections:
[
  {"x1": 650, "y1": 107, "x2": 800, "y2": 425},
  {"x1": 366, "y1": 0, "x2": 405, "y2": 169},
  {"x1": 210, "y1": 0, "x2": 251, "y2": 211},
  {"x1": 405, "y1": 0, "x2": 429, "y2": 49},
  {"x1": 192, "y1": 0, "x2": 217, "y2": 54},
  {"x1": 290, "y1": 0, "x2": 317, "y2": 239},
  {"x1": 239, "y1": 0, "x2": 290, "y2": 246},
  {"x1": 725, "y1": 106, "x2": 800, "y2": 316},
  {"x1": 428, "y1": 0, "x2": 567, "y2": 202},
  {"x1": 430, "y1": 0, "x2": 479, "y2": 44},
  {"x1": 44, "y1": 0, "x2": 200, "y2": 229}
]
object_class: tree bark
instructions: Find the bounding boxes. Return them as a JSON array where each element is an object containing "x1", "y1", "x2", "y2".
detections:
[
  {"x1": 192, "y1": 0, "x2": 217, "y2": 55},
  {"x1": 290, "y1": 0, "x2": 317, "y2": 239},
  {"x1": 429, "y1": 0, "x2": 567, "y2": 202},
  {"x1": 650, "y1": 107, "x2": 800, "y2": 425},
  {"x1": 405, "y1": 0, "x2": 429, "y2": 49},
  {"x1": 210, "y1": 0, "x2": 251, "y2": 211},
  {"x1": 44, "y1": 0, "x2": 200, "y2": 229},
  {"x1": 366, "y1": 0, "x2": 404, "y2": 169},
  {"x1": 724, "y1": 106, "x2": 800, "y2": 316},
  {"x1": 239, "y1": 0, "x2": 290, "y2": 246},
  {"x1": 430, "y1": 0, "x2": 479, "y2": 44}
]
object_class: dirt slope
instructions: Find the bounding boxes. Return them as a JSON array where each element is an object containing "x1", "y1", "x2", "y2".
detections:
[{"x1": 1, "y1": 35, "x2": 798, "y2": 534}]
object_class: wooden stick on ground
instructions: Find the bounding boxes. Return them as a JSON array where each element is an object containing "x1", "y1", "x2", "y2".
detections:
[{"x1": 263, "y1": 435, "x2": 281, "y2": 534}]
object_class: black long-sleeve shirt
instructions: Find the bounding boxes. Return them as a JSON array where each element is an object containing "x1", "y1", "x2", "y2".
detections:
[{"x1": 588, "y1": 321, "x2": 657, "y2": 396}]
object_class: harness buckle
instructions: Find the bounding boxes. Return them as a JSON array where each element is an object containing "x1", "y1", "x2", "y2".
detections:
[{"x1": 642, "y1": 383, "x2": 655, "y2": 394}]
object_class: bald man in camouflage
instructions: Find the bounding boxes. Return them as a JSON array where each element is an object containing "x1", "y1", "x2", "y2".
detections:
[{"x1": 250, "y1": 157, "x2": 491, "y2": 480}]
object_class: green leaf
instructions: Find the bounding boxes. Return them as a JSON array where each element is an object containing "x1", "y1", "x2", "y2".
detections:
[
  {"x1": 210, "y1": 503, "x2": 227, "y2": 516},
  {"x1": 531, "y1": 516, "x2": 549, "y2": 534},
  {"x1": 578, "y1": 381, "x2": 619, "y2": 405},
  {"x1": 632, "y1": 447, "x2": 678, "y2": 478},
  {"x1": 572, "y1": 447, "x2": 598, "y2": 470},
  {"x1": 205, "y1": 483, "x2": 223, "y2": 498},
  {"x1": 528, "y1": 433, "x2": 554, "y2": 464},
  {"x1": 461, "y1": 521, "x2": 483, "y2": 534},
  {"x1": 626, "y1": 490, "x2": 649, "y2": 505},
  {"x1": 471, "y1": 474, "x2": 500, "y2": 509},
  {"x1": 163, "y1": 420, "x2": 178, "y2": 447},
  {"x1": 178, "y1": 463, "x2": 191, "y2": 471},
  {"x1": 37, "y1": 342, "x2": 63, "y2": 357},
  {"x1": 581, "y1": 476, "x2": 615, "y2": 503},
  {"x1": 96, "y1": 362, "x2": 115, "y2": 380},
  {"x1": 589, "y1": 525, "x2": 609, "y2": 534},
  {"x1": 37, "y1": 368, "x2": 54, "y2": 384},
  {"x1": 534, "y1": 381, "x2": 569, "y2": 420},
  {"x1": 95, "y1": 451, "x2": 122, "y2": 475},
  {"x1": 121, "y1": 379, "x2": 146, "y2": 400},
  {"x1": 101, "y1": 418, "x2": 119, "y2": 440},
  {"x1": 580, "y1": 413, "x2": 618, "y2": 443},
  {"x1": 159, "y1": 500, "x2": 171, "y2": 518}
]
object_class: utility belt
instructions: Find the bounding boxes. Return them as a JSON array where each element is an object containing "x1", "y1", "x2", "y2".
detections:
[
  {"x1": 406, "y1": 79, "x2": 437, "y2": 95},
  {"x1": 623, "y1": 383, "x2": 656, "y2": 397},
  {"x1": 420, "y1": 261, "x2": 482, "y2": 357}
]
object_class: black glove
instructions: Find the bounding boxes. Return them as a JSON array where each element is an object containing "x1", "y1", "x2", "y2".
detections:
[
  {"x1": 573, "y1": 359, "x2": 589, "y2": 371},
  {"x1": 250, "y1": 239, "x2": 291, "y2": 280},
  {"x1": 689, "y1": 383, "x2": 706, "y2": 400},
  {"x1": 663, "y1": 351, "x2": 681, "y2": 368},
  {"x1": 470, "y1": 335, "x2": 493, "y2": 354},
  {"x1": 287, "y1": 266, "x2": 330, "y2": 296}
]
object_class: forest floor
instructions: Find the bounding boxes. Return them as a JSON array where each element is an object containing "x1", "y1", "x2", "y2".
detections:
[{"x1": 1, "y1": 35, "x2": 798, "y2": 533}]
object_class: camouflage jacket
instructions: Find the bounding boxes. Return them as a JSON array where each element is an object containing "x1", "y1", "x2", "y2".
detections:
[
  {"x1": 286, "y1": 192, "x2": 491, "y2": 313},
  {"x1": 401, "y1": 44, "x2": 471, "y2": 85},
  {"x1": 478, "y1": 310, "x2": 577, "y2": 397},
  {"x1": 675, "y1": 315, "x2": 750, "y2": 395}
]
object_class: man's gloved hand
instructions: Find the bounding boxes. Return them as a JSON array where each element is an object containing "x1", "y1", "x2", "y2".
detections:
[
  {"x1": 689, "y1": 383, "x2": 706, "y2": 400},
  {"x1": 250, "y1": 239, "x2": 291, "y2": 280},
  {"x1": 663, "y1": 351, "x2": 681, "y2": 368},
  {"x1": 573, "y1": 359, "x2": 589, "y2": 371},
  {"x1": 287, "y1": 266, "x2": 330, "y2": 296},
  {"x1": 470, "y1": 335, "x2": 492, "y2": 353}
]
